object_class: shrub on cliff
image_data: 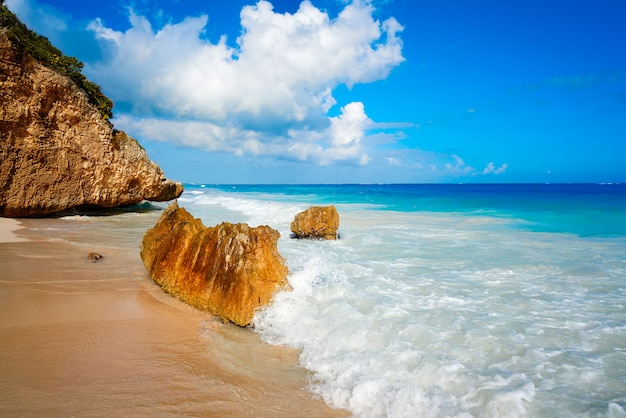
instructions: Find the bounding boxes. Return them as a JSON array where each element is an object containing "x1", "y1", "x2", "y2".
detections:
[{"x1": 0, "y1": 2, "x2": 113, "y2": 120}]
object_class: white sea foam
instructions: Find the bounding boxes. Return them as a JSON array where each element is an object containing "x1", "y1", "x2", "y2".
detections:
[
  {"x1": 184, "y1": 188, "x2": 626, "y2": 418},
  {"x1": 180, "y1": 189, "x2": 306, "y2": 232}
]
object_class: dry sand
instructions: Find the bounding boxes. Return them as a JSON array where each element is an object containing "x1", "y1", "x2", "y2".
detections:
[
  {"x1": 0, "y1": 212, "x2": 347, "y2": 417},
  {"x1": 0, "y1": 217, "x2": 27, "y2": 243}
]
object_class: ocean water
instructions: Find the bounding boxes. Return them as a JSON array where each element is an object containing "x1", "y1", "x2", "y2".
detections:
[{"x1": 179, "y1": 183, "x2": 626, "y2": 418}]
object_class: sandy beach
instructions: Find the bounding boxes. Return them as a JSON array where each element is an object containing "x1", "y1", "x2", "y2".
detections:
[
  {"x1": 0, "y1": 218, "x2": 27, "y2": 243},
  {"x1": 0, "y1": 212, "x2": 347, "y2": 417}
]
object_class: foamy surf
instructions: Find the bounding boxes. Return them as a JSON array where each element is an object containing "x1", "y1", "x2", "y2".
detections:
[{"x1": 183, "y1": 184, "x2": 626, "y2": 418}]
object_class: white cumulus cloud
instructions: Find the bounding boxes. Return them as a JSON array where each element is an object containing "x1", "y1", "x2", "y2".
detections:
[
  {"x1": 116, "y1": 100, "x2": 372, "y2": 164},
  {"x1": 85, "y1": 0, "x2": 404, "y2": 164}
]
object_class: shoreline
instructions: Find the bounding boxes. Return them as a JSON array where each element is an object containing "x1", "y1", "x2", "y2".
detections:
[{"x1": 0, "y1": 213, "x2": 347, "y2": 416}]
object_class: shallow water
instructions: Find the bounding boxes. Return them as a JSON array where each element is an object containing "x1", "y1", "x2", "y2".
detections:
[{"x1": 181, "y1": 184, "x2": 626, "y2": 418}]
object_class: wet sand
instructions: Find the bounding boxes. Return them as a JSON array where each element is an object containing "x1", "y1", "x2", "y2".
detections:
[{"x1": 0, "y1": 212, "x2": 347, "y2": 417}]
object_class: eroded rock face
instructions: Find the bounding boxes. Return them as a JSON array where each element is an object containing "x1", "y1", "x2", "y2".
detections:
[
  {"x1": 0, "y1": 29, "x2": 183, "y2": 217},
  {"x1": 290, "y1": 205, "x2": 340, "y2": 240},
  {"x1": 140, "y1": 202, "x2": 290, "y2": 327}
]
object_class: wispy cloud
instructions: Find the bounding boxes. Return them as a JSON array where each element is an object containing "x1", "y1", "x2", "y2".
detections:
[
  {"x1": 443, "y1": 154, "x2": 475, "y2": 176},
  {"x1": 382, "y1": 151, "x2": 509, "y2": 181},
  {"x1": 430, "y1": 155, "x2": 508, "y2": 178},
  {"x1": 482, "y1": 162, "x2": 508, "y2": 175},
  {"x1": 5, "y1": 0, "x2": 67, "y2": 37},
  {"x1": 525, "y1": 71, "x2": 626, "y2": 92}
]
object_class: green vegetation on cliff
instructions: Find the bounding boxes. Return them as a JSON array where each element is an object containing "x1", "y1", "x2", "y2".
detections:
[{"x1": 0, "y1": 1, "x2": 114, "y2": 120}]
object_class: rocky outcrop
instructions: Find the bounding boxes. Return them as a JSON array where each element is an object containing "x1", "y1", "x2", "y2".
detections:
[
  {"x1": 290, "y1": 205, "x2": 340, "y2": 240},
  {"x1": 0, "y1": 28, "x2": 183, "y2": 217},
  {"x1": 140, "y1": 202, "x2": 290, "y2": 327}
]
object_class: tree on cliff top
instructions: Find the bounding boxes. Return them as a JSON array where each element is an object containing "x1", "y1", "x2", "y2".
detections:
[{"x1": 0, "y1": 2, "x2": 114, "y2": 120}]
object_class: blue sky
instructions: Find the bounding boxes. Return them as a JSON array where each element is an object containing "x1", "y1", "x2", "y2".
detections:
[{"x1": 6, "y1": 0, "x2": 626, "y2": 184}]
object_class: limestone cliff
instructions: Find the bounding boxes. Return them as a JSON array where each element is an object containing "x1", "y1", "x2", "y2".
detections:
[
  {"x1": 0, "y1": 27, "x2": 183, "y2": 216},
  {"x1": 141, "y1": 202, "x2": 290, "y2": 327}
]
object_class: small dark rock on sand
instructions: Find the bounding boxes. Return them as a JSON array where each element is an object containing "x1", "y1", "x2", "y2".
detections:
[{"x1": 88, "y1": 252, "x2": 103, "y2": 262}]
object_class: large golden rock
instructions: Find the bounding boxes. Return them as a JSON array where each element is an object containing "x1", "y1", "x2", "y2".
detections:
[
  {"x1": 290, "y1": 205, "x2": 340, "y2": 240},
  {"x1": 0, "y1": 29, "x2": 182, "y2": 217},
  {"x1": 140, "y1": 202, "x2": 289, "y2": 327}
]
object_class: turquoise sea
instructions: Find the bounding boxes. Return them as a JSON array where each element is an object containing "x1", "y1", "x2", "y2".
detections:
[{"x1": 179, "y1": 183, "x2": 626, "y2": 417}]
